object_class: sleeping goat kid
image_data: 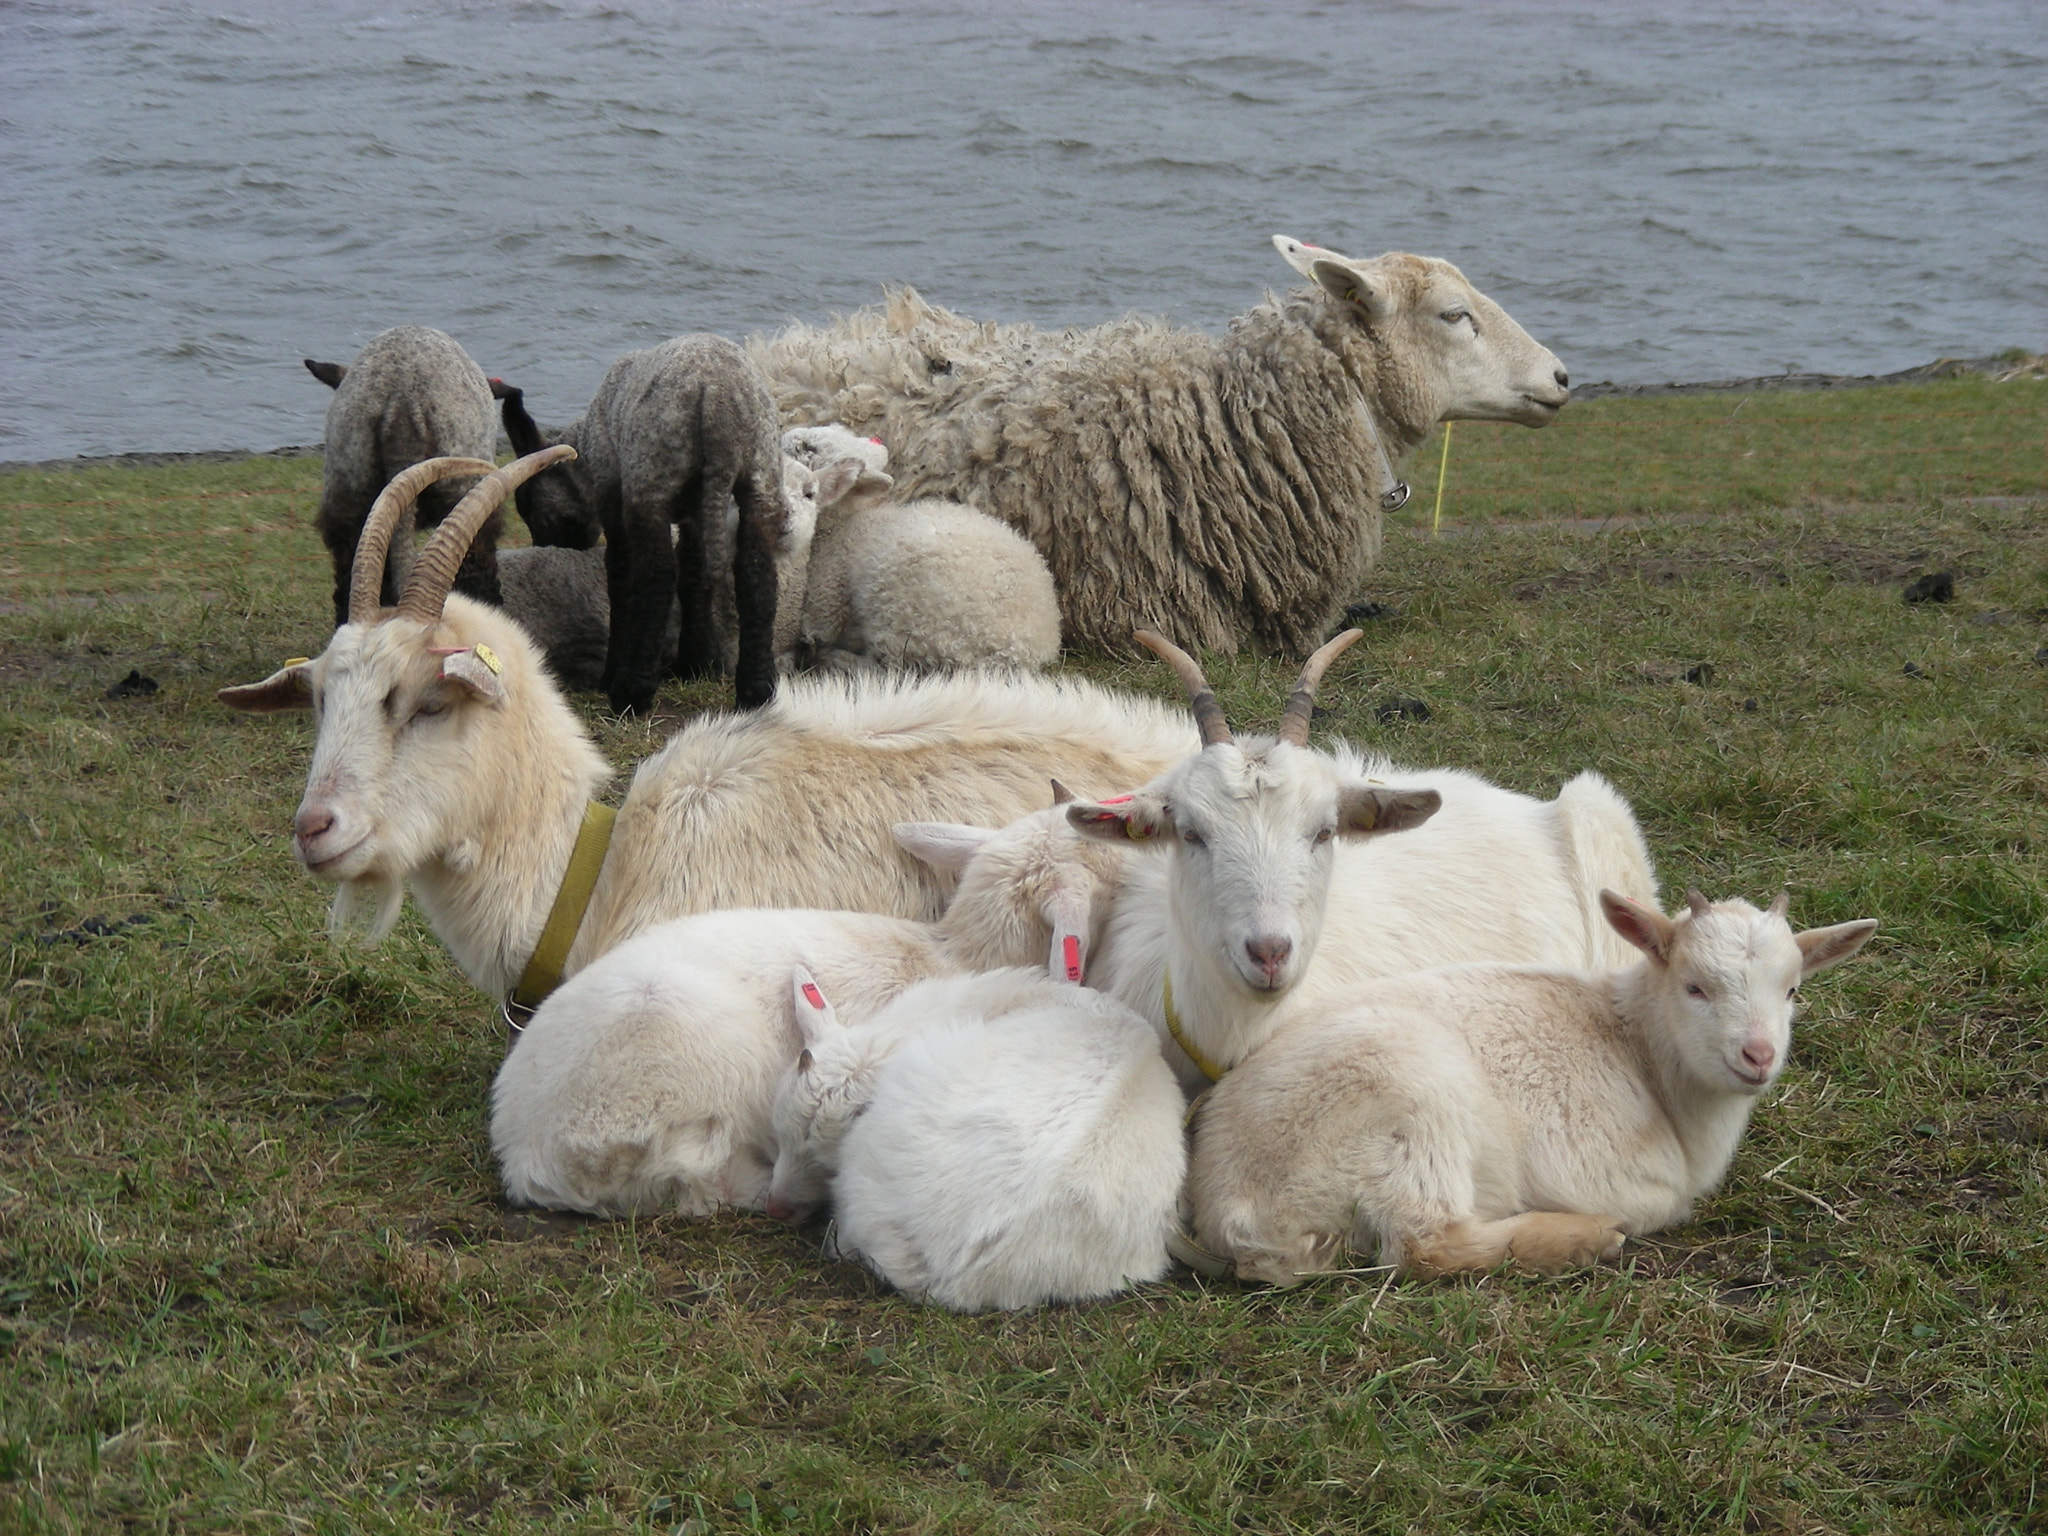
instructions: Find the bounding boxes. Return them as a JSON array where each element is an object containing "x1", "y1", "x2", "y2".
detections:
[
  {"x1": 771, "y1": 968, "x2": 1186, "y2": 1312},
  {"x1": 490, "y1": 796, "x2": 1132, "y2": 1218},
  {"x1": 1185, "y1": 891, "x2": 1877, "y2": 1284},
  {"x1": 783, "y1": 424, "x2": 1062, "y2": 672}
]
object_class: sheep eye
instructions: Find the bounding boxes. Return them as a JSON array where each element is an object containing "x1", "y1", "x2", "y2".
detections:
[
  {"x1": 1685, "y1": 982, "x2": 1708, "y2": 999},
  {"x1": 1441, "y1": 309, "x2": 1471, "y2": 326}
]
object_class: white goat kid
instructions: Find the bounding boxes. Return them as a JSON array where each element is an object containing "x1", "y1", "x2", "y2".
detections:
[
  {"x1": 772, "y1": 968, "x2": 1187, "y2": 1312},
  {"x1": 491, "y1": 797, "x2": 1131, "y2": 1218},
  {"x1": 1185, "y1": 891, "x2": 1878, "y2": 1284}
]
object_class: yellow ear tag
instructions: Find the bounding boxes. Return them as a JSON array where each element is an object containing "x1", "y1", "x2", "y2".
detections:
[
  {"x1": 283, "y1": 657, "x2": 310, "y2": 668},
  {"x1": 1125, "y1": 823, "x2": 1151, "y2": 842},
  {"x1": 472, "y1": 643, "x2": 502, "y2": 676}
]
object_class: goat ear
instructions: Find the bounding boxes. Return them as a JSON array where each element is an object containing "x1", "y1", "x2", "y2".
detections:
[
  {"x1": 488, "y1": 376, "x2": 517, "y2": 401},
  {"x1": 1601, "y1": 890, "x2": 1676, "y2": 964},
  {"x1": 303, "y1": 359, "x2": 346, "y2": 389},
  {"x1": 1795, "y1": 918, "x2": 1877, "y2": 976},
  {"x1": 1337, "y1": 787, "x2": 1441, "y2": 837},
  {"x1": 1067, "y1": 793, "x2": 1173, "y2": 845},
  {"x1": 893, "y1": 820, "x2": 996, "y2": 872},
  {"x1": 438, "y1": 646, "x2": 506, "y2": 703},
  {"x1": 791, "y1": 966, "x2": 842, "y2": 1047},
  {"x1": 1046, "y1": 885, "x2": 1093, "y2": 985},
  {"x1": 218, "y1": 659, "x2": 314, "y2": 713}
]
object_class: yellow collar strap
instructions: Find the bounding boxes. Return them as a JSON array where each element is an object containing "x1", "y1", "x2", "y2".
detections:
[
  {"x1": 508, "y1": 800, "x2": 618, "y2": 1020},
  {"x1": 1162, "y1": 970, "x2": 1227, "y2": 1085}
]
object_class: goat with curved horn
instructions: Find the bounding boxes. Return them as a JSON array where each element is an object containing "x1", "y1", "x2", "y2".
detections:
[
  {"x1": 397, "y1": 446, "x2": 578, "y2": 624},
  {"x1": 1276, "y1": 628, "x2": 1364, "y2": 747},
  {"x1": 348, "y1": 457, "x2": 499, "y2": 626},
  {"x1": 1132, "y1": 629, "x2": 1233, "y2": 747}
]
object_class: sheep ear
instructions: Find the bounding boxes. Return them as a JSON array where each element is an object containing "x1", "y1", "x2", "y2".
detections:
[
  {"x1": 791, "y1": 966, "x2": 843, "y2": 1047},
  {"x1": 1272, "y1": 238, "x2": 1398, "y2": 323},
  {"x1": 1601, "y1": 890, "x2": 1676, "y2": 964},
  {"x1": 218, "y1": 658, "x2": 314, "y2": 713},
  {"x1": 1795, "y1": 919, "x2": 1877, "y2": 976},
  {"x1": 303, "y1": 359, "x2": 346, "y2": 389},
  {"x1": 1337, "y1": 787, "x2": 1441, "y2": 837},
  {"x1": 438, "y1": 646, "x2": 506, "y2": 703},
  {"x1": 1068, "y1": 792, "x2": 1173, "y2": 845},
  {"x1": 893, "y1": 820, "x2": 996, "y2": 872},
  {"x1": 812, "y1": 456, "x2": 868, "y2": 508}
]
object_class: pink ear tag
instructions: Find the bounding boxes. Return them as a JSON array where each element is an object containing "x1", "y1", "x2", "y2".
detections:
[
  {"x1": 1099, "y1": 794, "x2": 1135, "y2": 806},
  {"x1": 1062, "y1": 933, "x2": 1083, "y2": 982},
  {"x1": 801, "y1": 981, "x2": 827, "y2": 1011}
]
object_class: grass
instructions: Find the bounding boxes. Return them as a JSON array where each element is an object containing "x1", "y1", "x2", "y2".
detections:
[{"x1": 2, "y1": 377, "x2": 2045, "y2": 1533}]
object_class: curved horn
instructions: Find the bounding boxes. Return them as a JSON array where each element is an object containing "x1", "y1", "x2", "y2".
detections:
[
  {"x1": 396, "y1": 445, "x2": 577, "y2": 623},
  {"x1": 1685, "y1": 889, "x2": 1712, "y2": 919},
  {"x1": 1277, "y1": 628, "x2": 1363, "y2": 747},
  {"x1": 1133, "y1": 630, "x2": 1232, "y2": 747},
  {"x1": 349, "y1": 457, "x2": 498, "y2": 626}
]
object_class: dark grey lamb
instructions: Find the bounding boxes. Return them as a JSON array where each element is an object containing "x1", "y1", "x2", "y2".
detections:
[
  {"x1": 498, "y1": 335, "x2": 789, "y2": 713},
  {"x1": 304, "y1": 326, "x2": 512, "y2": 628}
]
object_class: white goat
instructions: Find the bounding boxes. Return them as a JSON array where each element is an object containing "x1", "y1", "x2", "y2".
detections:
[
  {"x1": 1066, "y1": 632, "x2": 1655, "y2": 1095},
  {"x1": 1186, "y1": 891, "x2": 1877, "y2": 1284},
  {"x1": 781, "y1": 424, "x2": 1062, "y2": 673},
  {"x1": 490, "y1": 798, "x2": 1131, "y2": 1217},
  {"x1": 218, "y1": 466, "x2": 1194, "y2": 1003},
  {"x1": 772, "y1": 967, "x2": 1187, "y2": 1312}
]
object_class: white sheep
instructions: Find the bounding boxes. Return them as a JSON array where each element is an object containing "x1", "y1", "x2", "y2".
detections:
[
  {"x1": 771, "y1": 967, "x2": 1186, "y2": 1312},
  {"x1": 1185, "y1": 891, "x2": 1878, "y2": 1284},
  {"x1": 304, "y1": 325, "x2": 502, "y2": 627},
  {"x1": 490, "y1": 797, "x2": 1133, "y2": 1218},
  {"x1": 218, "y1": 467, "x2": 1196, "y2": 1004},
  {"x1": 751, "y1": 236, "x2": 1572, "y2": 657},
  {"x1": 781, "y1": 424, "x2": 1062, "y2": 673},
  {"x1": 1066, "y1": 632, "x2": 1657, "y2": 1094}
]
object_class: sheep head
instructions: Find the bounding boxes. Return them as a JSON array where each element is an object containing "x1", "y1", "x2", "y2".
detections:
[
  {"x1": 1272, "y1": 235, "x2": 1570, "y2": 431},
  {"x1": 1069, "y1": 629, "x2": 1439, "y2": 999},
  {"x1": 219, "y1": 448, "x2": 591, "y2": 939},
  {"x1": 1601, "y1": 891, "x2": 1877, "y2": 1093}
]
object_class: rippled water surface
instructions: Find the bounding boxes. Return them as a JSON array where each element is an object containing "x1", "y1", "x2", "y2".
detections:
[{"x1": 2, "y1": 0, "x2": 2042, "y2": 458}]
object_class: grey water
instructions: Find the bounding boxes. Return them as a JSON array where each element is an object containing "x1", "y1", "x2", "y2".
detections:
[{"x1": 2, "y1": 0, "x2": 2042, "y2": 461}]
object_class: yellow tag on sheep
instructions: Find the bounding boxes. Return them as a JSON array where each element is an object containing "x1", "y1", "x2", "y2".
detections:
[{"x1": 283, "y1": 657, "x2": 310, "y2": 668}]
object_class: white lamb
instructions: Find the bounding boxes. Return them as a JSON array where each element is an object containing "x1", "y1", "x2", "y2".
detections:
[
  {"x1": 1184, "y1": 891, "x2": 1878, "y2": 1285},
  {"x1": 490, "y1": 797, "x2": 1131, "y2": 1218},
  {"x1": 770, "y1": 967, "x2": 1186, "y2": 1312},
  {"x1": 781, "y1": 423, "x2": 1062, "y2": 673}
]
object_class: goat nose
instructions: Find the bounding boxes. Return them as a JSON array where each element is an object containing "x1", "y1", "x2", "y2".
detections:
[
  {"x1": 763, "y1": 1193, "x2": 796, "y2": 1222},
  {"x1": 1554, "y1": 366, "x2": 1570, "y2": 390},
  {"x1": 1742, "y1": 1041, "x2": 1776, "y2": 1075},
  {"x1": 1245, "y1": 935, "x2": 1293, "y2": 980},
  {"x1": 294, "y1": 805, "x2": 335, "y2": 844}
]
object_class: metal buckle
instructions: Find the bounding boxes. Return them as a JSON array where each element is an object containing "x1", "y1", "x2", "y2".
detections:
[
  {"x1": 1381, "y1": 481, "x2": 1412, "y2": 512},
  {"x1": 501, "y1": 995, "x2": 534, "y2": 1051}
]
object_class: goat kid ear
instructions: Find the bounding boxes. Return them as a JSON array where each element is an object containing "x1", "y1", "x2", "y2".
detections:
[
  {"x1": 1337, "y1": 786, "x2": 1441, "y2": 837},
  {"x1": 893, "y1": 820, "x2": 997, "y2": 872},
  {"x1": 811, "y1": 456, "x2": 869, "y2": 509},
  {"x1": 1601, "y1": 889, "x2": 1677, "y2": 964},
  {"x1": 1067, "y1": 793, "x2": 1173, "y2": 845},
  {"x1": 1045, "y1": 886, "x2": 1093, "y2": 985},
  {"x1": 303, "y1": 359, "x2": 346, "y2": 389},
  {"x1": 437, "y1": 646, "x2": 506, "y2": 704},
  {"x1": 1795, "y1": 918, "x2": 1878, "y2": 976},
  {"x1": 217, "y1": 658, "x2": 314, "y2": 713},
  {"x1": 791, "y1": 966, "x2": 843, "y2": 1049}
]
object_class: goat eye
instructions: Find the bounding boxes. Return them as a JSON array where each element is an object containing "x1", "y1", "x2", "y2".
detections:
[
  {"x1": 411, "y1": 696, "x2": 448, "y2": 721},
  {"x1": 1685, "y1": 983, "x2": 1708, "y2": 999},
  {"x1": 1313, "y1": 827, "x2": 1335, "y2": 845},
  {"x1": 1181, "y1": 829, "x2": 1206, "y2": 849}
]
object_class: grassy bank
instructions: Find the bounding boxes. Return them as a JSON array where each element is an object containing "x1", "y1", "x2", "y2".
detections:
[{"x1": 2, "y1": 378, "x2": 2044, "y2": 1533}]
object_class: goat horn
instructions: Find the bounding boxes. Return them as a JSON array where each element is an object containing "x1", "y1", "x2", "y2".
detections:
[
  {"x1": 1277, "y1": 629, "x2": 1363, "y2": 747},
  {"x1": 396, "y1": 446, "x2": 577, "y2": 624},
  {"x1": 1050, "y1": 779, "x2": 1075, "y2": 806},
  {"x1": 1133, "y1": 630, "x2": 1232, "y2": 747},
  {"x1": 1685, "y1": 889, "x2": 1712, "y2": 918},
  {"x1": 348, "y1": 457, "x2": 498, "y2": 627}
]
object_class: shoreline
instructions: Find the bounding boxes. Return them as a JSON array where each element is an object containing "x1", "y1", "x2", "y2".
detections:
[{"x1": 2, "y1": 353, "x2": 2038, "y2": 477}]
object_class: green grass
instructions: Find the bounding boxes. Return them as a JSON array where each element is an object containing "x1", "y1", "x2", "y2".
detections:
[{"x1": 2, "y1": 378, "x2": 2045, "y2": 1533}]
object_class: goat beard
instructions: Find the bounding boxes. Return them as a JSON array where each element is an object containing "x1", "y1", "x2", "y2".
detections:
[{"x1": 329, "y1": 872, "x2": 404, "y2": 943}]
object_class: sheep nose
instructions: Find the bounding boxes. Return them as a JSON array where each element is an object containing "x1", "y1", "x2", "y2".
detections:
[
  {"x1": 1742, "y1": 1041, "x2": 1777, "y2": 1076},
  {"x1": 1245, "y1": 935, "x2": 1293, "y2": 982},
  {"x1": 763, "y1": 1193, "x2": 796, "y2": 1223},
  {"x1": 294, "y1": 805, "x2": 335, "y2": 845},
  {"x1": 1554, "y1": 366, "x2": 1570, "y2": 390}
]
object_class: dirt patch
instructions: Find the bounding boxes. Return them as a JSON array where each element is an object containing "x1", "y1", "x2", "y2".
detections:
[
  {"x1": 1574, "y1": 353, "x2": 2046, "y2": 400},
  {"x1": 1507, "y1": 539, "x2": 1981, "y2": 600}
]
